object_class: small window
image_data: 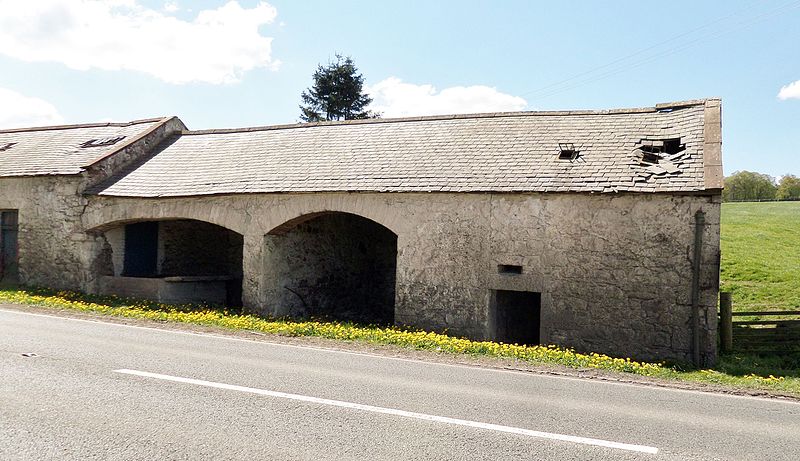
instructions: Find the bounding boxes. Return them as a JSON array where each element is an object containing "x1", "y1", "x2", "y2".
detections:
[
  {"x1": 498, "y1": 264, "x2": 523, "y2": 275},
  {"x1": 557, "y1": 142, "x2": 579, "y2": 161},
  {"x1": 0, "y1": 142, "x2": 16, "y2": 152},
  {"x1": 80, "y1": 136, "x2": 126, "y2": 148}
]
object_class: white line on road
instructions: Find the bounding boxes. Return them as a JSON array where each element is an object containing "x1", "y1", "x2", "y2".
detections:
[
  {"x1": 114, "y1": 368, "x2": 659, "y2": 454},
  {"x1": 5, "y1": 307, "x2": 799, "y2": 407}
]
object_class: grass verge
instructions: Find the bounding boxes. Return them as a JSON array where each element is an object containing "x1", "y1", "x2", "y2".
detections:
[
  {"x1": 1, "y1": 286, "x2": 798, "y2": 397},
  {"x1": 721, "y1": 201, "x2": 800, "y2": 312}
]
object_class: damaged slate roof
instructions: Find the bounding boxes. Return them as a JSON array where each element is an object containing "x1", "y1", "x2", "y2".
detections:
[
  {"x1": 92, "y1": 99, "x2": 721, "y2": 197},
  {"x1": 0, "y1": 118, "x2": 165, "y2": 177}
]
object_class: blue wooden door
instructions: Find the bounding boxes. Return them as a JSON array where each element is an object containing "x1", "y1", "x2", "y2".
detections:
[
  {"x1": 123, "y1": 221, "x2": 159, "y2": 277},
  {"x1": 0, "y1": 211, "x2": 19, "y2": 283}
]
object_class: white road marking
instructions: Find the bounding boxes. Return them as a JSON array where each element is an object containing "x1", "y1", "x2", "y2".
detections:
[
  {"x1": 114, "y1": 368, "x2": 659, "y2": 454},
  {"x1": 3, "y1": 307, "x2": 798, "y2": 406}
]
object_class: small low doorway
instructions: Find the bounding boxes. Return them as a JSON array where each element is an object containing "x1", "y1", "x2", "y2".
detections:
[{"x1": 492, "y1": 289, "x2": 541, "y2": 345}]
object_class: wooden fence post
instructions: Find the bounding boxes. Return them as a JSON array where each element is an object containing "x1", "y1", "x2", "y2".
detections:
[{"x1": 719, "y1": 292, "x2": 733, "y2": 353}]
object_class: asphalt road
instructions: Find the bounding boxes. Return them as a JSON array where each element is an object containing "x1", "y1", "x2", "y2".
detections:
[{"x1": 2, "y1": 306, "x2": 799, "y2": 460}]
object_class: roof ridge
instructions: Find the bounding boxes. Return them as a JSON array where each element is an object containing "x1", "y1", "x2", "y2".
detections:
[
  {"x1": 182, "y1": 99, "x2": 711, "y2": 136},
  {"x1": 0, "y1": 117, "x2": 169, "y2": 134}
]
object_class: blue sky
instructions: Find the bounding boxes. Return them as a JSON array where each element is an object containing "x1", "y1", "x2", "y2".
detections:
[{"x1": 0, "y1": 0, "x2": 798, "y2": 178}]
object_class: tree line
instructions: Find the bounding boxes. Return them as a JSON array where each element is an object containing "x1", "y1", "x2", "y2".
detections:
[{"x1": 723, "y1": 171, "x2": 800, "y2": 202}]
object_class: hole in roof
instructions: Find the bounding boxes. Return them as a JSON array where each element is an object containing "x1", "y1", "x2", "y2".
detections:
[
  {"x1": 637, "y1": 138, "x2": 685, "y2": 164},
  {"x1": 663, "y1": 138, "x2": 685, "y2": 155},
  {"x1": 0, "y1": 142, "x2": 17, "y2": 152},
  {"x1": 80, "y1": 136, "x2": 126, "y2": 148},
  {"x1": 557, "y1": 142, "x2": 579, "y2": 161}
]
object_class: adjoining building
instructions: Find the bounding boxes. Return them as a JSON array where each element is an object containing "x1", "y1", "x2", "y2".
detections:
[{"x1": 0, "y1": 99, "x2": 723, "y2": 364}]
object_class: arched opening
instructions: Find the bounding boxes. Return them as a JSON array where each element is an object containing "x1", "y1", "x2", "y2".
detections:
[
  {"x1": 93, "y1": 219, "x2": 243, "y2": 306},
  {"x1": 264, "y1": 212, "x2": 397, "y2": 324}
]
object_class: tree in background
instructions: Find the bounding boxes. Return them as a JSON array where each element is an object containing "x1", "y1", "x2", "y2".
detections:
[
  {"x1": 777, "y1": 175, "x2": 800, "y2": 201},
  {"x1": 722, "y1": 171, "x2": 777, "y2": 202},
  {"x1": 299, "y1": 54, "x2": 377, "y2": 122}
]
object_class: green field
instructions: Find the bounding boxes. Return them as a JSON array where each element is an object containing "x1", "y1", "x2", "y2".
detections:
[{"x1": 721, "y1": 201, "x2": 800, "y2": 312}]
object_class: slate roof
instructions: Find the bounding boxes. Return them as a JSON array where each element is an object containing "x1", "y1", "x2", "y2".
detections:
[
  {"x1": 94, "y1": 100, "x2": 718, "y2": 197},
  {"x1": 0, "y1": 118, "x2": 165, "y2": 177}
]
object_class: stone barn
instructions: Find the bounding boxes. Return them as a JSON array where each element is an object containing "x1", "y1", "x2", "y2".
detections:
[{"x1": 0, "y1": 99, "x2": 722, "y2": 365}]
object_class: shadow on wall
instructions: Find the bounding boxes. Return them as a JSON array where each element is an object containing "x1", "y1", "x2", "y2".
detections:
[{"x1": 263, "y1": 212, "x2": 397, "y2": 325}]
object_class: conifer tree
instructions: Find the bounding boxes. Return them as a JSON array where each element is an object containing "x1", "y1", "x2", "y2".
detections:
[{"x1": 300, "y1": 54, "x2": 377, "y2": 122}]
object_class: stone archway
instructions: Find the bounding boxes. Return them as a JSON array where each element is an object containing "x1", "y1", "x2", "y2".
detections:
[
  {"x1": 263, "y1": 211, "x2": 397, "y2": 324},
  {"x1": 90, "y1": 218, "x2": 244, "y2": 306}
]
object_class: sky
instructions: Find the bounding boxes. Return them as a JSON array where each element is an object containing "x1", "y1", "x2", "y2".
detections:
[{"x1": 0, "y1": 0, "x2": 798, "y2": 178}]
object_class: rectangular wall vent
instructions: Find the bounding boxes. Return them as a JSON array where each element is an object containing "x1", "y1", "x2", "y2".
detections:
[{"x1": 498, "y1": 264, "x2": 523, "y2": 275}]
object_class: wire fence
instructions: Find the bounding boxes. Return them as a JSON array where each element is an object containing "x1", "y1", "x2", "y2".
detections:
[{"x1": 723, "y1": 198, "x2": 800, "y2": 203}]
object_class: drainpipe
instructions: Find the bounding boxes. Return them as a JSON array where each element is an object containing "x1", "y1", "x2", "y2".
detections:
[{"x1": 691, "y1": 210, "x2": 705, "y2": 367}]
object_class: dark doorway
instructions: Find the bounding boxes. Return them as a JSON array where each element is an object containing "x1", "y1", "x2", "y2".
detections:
[
  {"x1": 0, "y1": 210, "x2": 19, "y2": 284},
  {"x1": 109, "y1": 220, "x2": 244, "y2": 306},
  {"x1": 265, "y1": 212, "x2": 397, "y2": 325},
  {"x1": 123, "y1": 221, "x2": 158, "y2": 277},
  {"x1": 494, "y1": 290, "x2": 541, "y2": 345}
]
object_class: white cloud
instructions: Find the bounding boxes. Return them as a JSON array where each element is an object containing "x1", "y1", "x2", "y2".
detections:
[
  {"x1": 0, "y1": 88, "x2": 64, "y2": 129},
  {"x1": 366, "y1": 77, "x2": 528, "y2": 117},
  {"x1": 778, "y1": 80, "x2": 800, "y2": 100},
  {"x1": 0, "y1": 0, "x2": 278, "y2": 84},
  {"x1": 163, "y1": 1, "x2": 179, "y2": 12}
]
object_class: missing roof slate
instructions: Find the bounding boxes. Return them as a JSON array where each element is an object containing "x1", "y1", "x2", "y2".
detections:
[
  {"x1": 557, "y1": 142, "x2": 579, "y2": 161},
  {"x1": 637, "y1": 137, "x2": 685, "y2": 164},
  {"x1": 631, "y1": 136, "x2": 688, "y2": 183},
  {"x1": 80, "y1": 136, "x2": 126, "y2": 148}
]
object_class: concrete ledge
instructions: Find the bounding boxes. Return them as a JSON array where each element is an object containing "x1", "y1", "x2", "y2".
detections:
[{"x1": 99, "y1": 275, "x2": 227, "y2": 305}]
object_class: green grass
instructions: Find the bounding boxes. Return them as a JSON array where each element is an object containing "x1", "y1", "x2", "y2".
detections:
[
  {"x1": 1, "y1": 286, "x2": 798, "y2": 397},
  {"x1": 717, "y1": 201, "x2": 800, "y2": 386},
  {"x1": 721, "y1": 201, "x2": 800, "y2": 311}
]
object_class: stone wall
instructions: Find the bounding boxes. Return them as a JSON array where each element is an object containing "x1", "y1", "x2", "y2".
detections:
[
  {"x1": 0, "y1": 180, "x2": 724, "y2": 364},
  {"x1": 83, "y1": 191, "x2": 721, "y2": 364},
  {"x1": 159, "y1": 220, "x2": 243, "y2": 277},
  {"x1": 0, "y1": 175, "x2": 103, "y2": 290}
]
